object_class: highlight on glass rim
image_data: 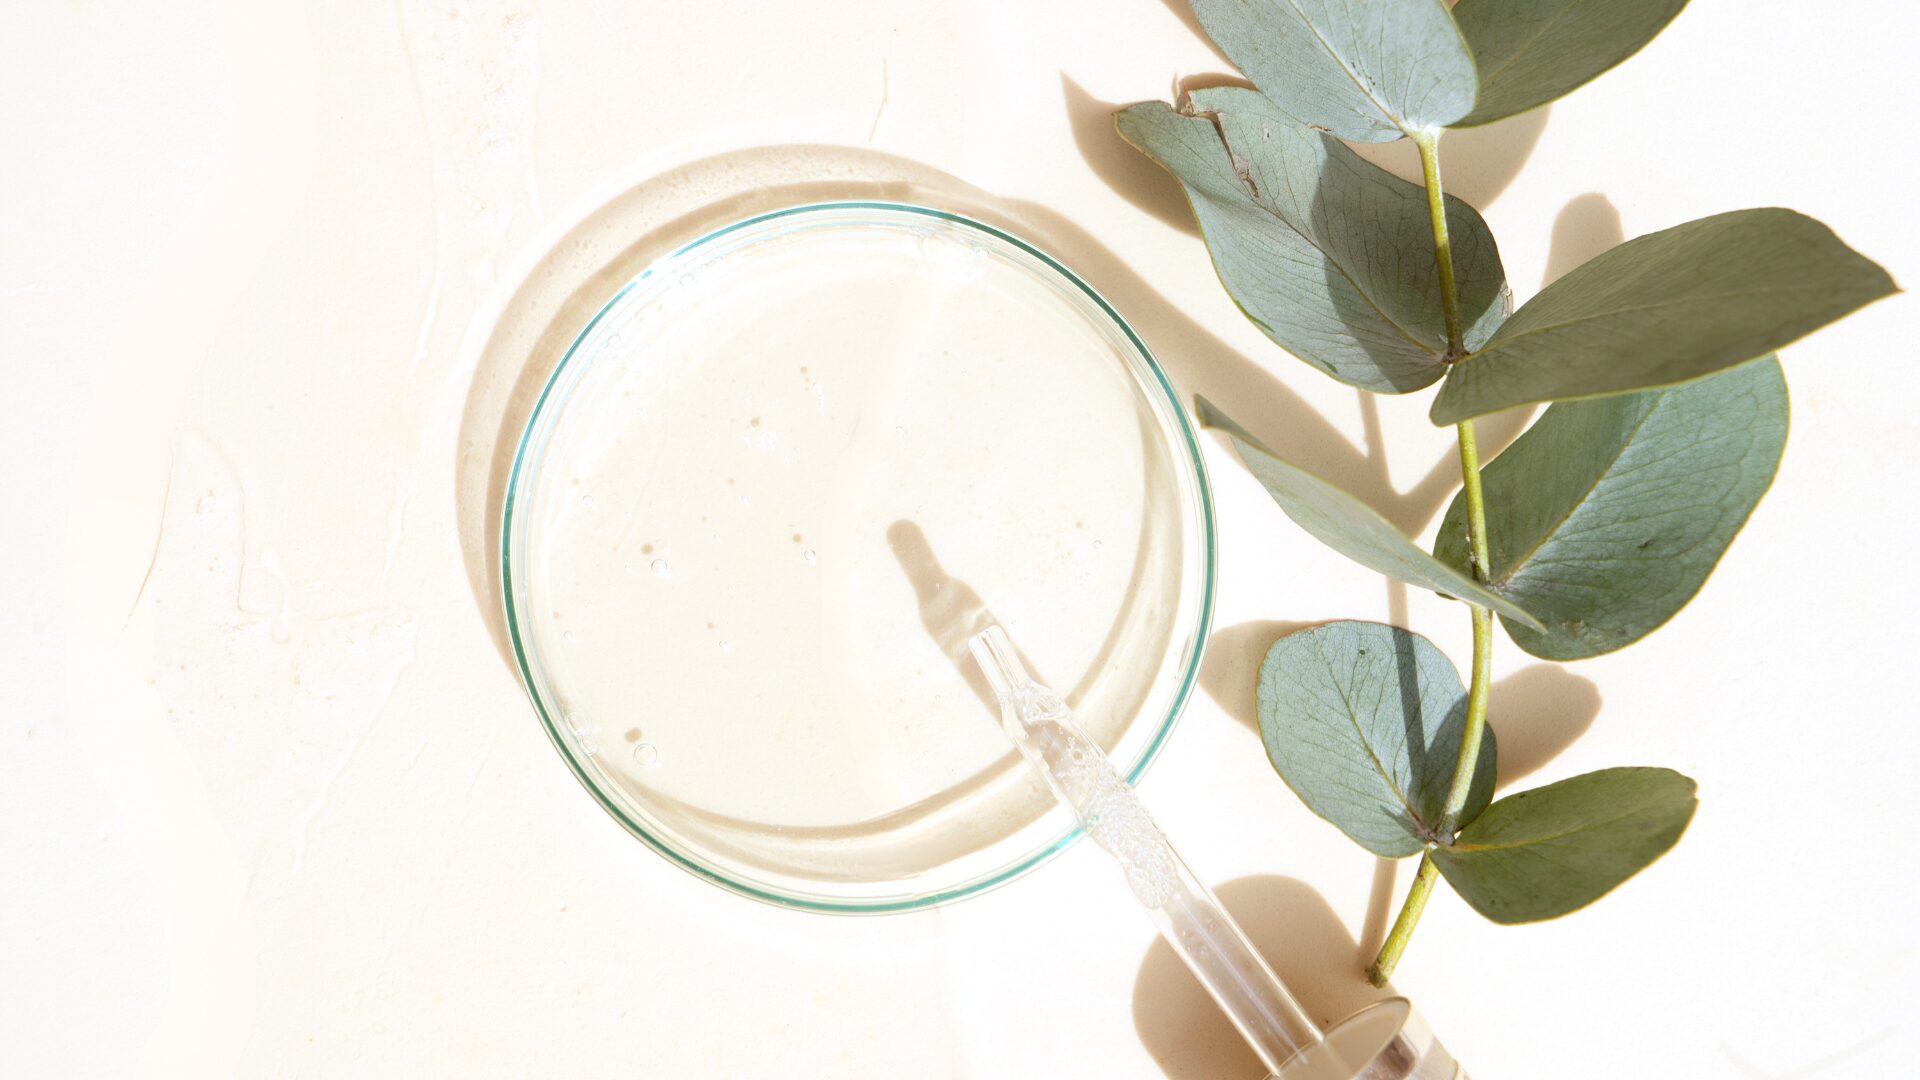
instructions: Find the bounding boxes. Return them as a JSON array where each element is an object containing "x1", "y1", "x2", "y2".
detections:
[{"x1": 17, "y1": 0, "x2": 1912, "y2": 1076}]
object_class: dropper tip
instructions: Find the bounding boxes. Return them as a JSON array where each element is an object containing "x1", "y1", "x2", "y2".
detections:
[{"x1": 966, "y1": 624, "x2": 1024, "y2": 702}]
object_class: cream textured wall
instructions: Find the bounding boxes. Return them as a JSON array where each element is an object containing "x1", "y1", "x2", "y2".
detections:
[{"x1": 5, "y1": 1, "x2": 1915, "y2": 1076}]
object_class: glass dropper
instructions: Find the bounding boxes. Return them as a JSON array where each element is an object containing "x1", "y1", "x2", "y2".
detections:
[{"x1": 968, "y1": 624, "x2": 1468, "y2": 1080}]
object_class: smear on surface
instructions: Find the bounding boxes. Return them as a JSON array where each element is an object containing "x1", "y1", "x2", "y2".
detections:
[{"x1": 395, "y1": 2, "x2": 544, "y2": 376}]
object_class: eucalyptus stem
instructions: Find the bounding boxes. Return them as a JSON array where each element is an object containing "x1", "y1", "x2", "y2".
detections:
[
  {"x1": 1368, "y1": 852, "x2": 1438, "y2": 986},
  {"x1": 1369, "y1": 129, "x2": 1498, "y2": 987},
  {"x1": 1414, "y1": 130, "x2": 1464, "y2": 358}
]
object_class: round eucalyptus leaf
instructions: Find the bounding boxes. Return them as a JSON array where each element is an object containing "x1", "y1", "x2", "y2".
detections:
[
  {"x1": 1258, "y1": 622, "x2": 1496, "y2": 858},
  {"x1": 1434, "y1": 358, "x2": 1788, "y2": 660},
  {"x1": 1190, "y1": 0, "x2": 1477, "y2": 142},
  {"x1": 1432, "y1": 767, "x2": 1697, "y2": 923},
  {"x1": 1452, "y1": 0, "x2": 1690, "y2": 126},
  {"x1": 1116, "y1": 89, "x2": 1507, "y2": 394}
]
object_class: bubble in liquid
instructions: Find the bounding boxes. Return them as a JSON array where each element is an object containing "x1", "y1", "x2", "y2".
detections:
[
  {"x1": 651, "y1": 559, "x2": 670, "y2": 576},
  {"x1": 1092, "y1": 540, "x2": 1103, "y2": 552},
  {"x1": 1078, "y1": 772, "x2": 1180, "y2": 909},
  {"x1": 803, "y1": 548, "x2": 817, "y2": 565},
  {"x1": 632, "y1": 743, "x2": 660, "y2": 767}
]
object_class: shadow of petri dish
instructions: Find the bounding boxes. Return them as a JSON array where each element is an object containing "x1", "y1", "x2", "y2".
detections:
[{"x1": 497, "y1": 201, "x2": 1215, "y2": 912}]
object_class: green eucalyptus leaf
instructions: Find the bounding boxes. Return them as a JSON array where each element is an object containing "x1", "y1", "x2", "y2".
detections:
[
  {"x1": 1197, "y1": 397, "x2": 1543, "y2": 629},
  {"x1": 1432, "y1": 767, "x2": 1697, "y2": 923},
  {"x1": 1452, "y1": 0, "x2": 1690, "y2": 126},
  {"x1": 1258, "y1": 622, "x2": 1495, "y2": 857},
  {"x1": 1189, "y1": 0, "x2": 1477, "y2": 142},
  {"x1": 1431, "y1": 208, "x2": 1896, "y2": 424},
  {"x1": 1435, "y1": 359, "x2": 1787, "y2": 660},
  {"x1": 1117, "y1": 88, "x2": 1508, "y2": 393}
]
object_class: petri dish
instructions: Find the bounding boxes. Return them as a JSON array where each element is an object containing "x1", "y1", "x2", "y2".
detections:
[{"x1": 501, "y1": 202, "x2": 1213, "y2": 912}]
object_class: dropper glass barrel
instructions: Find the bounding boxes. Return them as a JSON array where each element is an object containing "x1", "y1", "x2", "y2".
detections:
[{"x1": 968, "y1": 626, "x2": 1318, "y2": 1073}]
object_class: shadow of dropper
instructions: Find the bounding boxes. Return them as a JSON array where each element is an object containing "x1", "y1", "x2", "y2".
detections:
[{"x1": 887, "y1": 519, "x2": 1039, "y2": 715}]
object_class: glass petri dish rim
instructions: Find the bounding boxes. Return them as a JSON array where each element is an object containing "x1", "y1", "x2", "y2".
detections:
[{"x1": 499, "y1": 200, "x2": 1216, "y2": 914}]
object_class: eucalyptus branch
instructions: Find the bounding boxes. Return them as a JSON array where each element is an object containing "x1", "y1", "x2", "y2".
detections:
[
  {"x1": 1368, "y1": 130, "x2": 1496, "y2": 985},
  {"x1": 1123, "y1": 0, "x2": 1893, "y2": 991}
]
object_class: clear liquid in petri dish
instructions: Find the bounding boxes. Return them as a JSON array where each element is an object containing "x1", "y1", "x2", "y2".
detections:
[{"x1": 509, "y1": 206, "x2": 1209, "y2": 907}]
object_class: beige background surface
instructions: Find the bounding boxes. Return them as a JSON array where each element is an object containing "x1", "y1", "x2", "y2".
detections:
[{"x1": 5, "y1": 1, "x2": 1917, "y2": 1076}]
